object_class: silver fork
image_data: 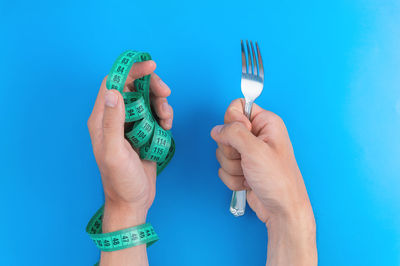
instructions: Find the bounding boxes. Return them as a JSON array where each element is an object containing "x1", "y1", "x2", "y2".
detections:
[{"x1": 230, "y1": 40, "x2": 264, "y2": 217}]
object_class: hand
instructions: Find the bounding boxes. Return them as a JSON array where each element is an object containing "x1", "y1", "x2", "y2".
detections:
[
  {"x1": 211, "y1": 99, "x2": 317, "y2": 265},
  {"x1": 87, "y1": 60, "x2": 174, "y2": 231}
]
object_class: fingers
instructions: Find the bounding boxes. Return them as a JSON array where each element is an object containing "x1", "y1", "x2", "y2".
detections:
[
  {"x1": 210, "y1": 122, "x2": 264, "y2": 155},
  {"x1": 88, "y1": 76, "x2": 108, "y2": 127},
  {"x1": 150, "y1": 74, "x2": 173, "y2": 130},
  {"x1": 90, "y1": 60, "x2": 156, "y2": 135},
  {"x1": 151, "y1": 95, "x2": 173, "y2": 130},
  {"x1": 214, "y1": 124, "x2": 248, "y2": 191},
  {"x1": 218, "y1": 143, "x2": 241, "y2": 160},
  {"x1": 224, "y1": 98, "x2": 264, "y2": 125},
  {"x1": 87, "y1": 76, "x2": 108, "y2": 148},
  {"x1": 218, "y1": 168, "x2": 248, "y2": 191},
  {"x1": 252, "y1": 111, "x2": 287, "y2": 138},
  {"x1": 219, "y1": 98, "x2": 257, "y2": 161},
  {"x1": 91, "y1": 75, "x2": 108, "y2": 117},
  {"x1": 125, "y1": 62, "x2": 173, "y2": 130},
  {"x1": 216, "y1": 148, "x2": 243, "y2": 175},
  {"x1": 102, "y1": 90, "x2": 126, "y2": 153},
  {"x1": 127, "y1": 63, "x2": 173, "y2": 130},
  {"x1": 150, "y1": 73, "x2": 171, "y2": 97},
  {"x1": 125, "y1": 60, "x2": 157, "y2": 84},
  {"x1": 225, "y1": 98, "x2": 290, "y2": 151},
  {"x1": 89, "y1": 59, "x2": 173, "y2": 153}
]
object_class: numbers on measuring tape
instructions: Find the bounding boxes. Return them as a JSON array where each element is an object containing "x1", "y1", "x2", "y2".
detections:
[
  {"x1": 153, "y1": 147, "x2": 164, "y2": 155},
  {"x1": 131, "y1": 233, "x2": 138, "y2": 241},
  {"x1": 137, "y1": 130, "x2": 146, "y2": 138},
  {"x1": 136, "y1": 105, "x2": 144, "y2": 113},
  {"x1": 156, "y1": 137, "x2": 166, "y2": 146},
  {"x1": 112, "y1": 75, "x2": 121, "y2": 83},
  {"x1": 116, "y1": 65, "x2": 125, "y2": 74},
  {"x1": 130, "y1": 136, "x2": 139, "y2": 144},
  {"x1": 143, "y1": 122, "x2": 151, "y2": 132}
]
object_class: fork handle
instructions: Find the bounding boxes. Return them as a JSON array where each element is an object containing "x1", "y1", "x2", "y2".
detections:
[{"x1": 229, "y1": 99, "x2": 253, "y2": 217}]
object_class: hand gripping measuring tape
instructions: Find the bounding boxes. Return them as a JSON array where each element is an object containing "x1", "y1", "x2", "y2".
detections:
[
  {"x1": 106, "y1": 50, "x2": 175, "y2": 171},
  {"x1": 86, "y1": 50, "x2": 175, "y2": 259}
]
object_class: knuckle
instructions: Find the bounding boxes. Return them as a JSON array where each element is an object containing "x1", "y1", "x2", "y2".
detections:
[
  {"x1": 269, "y1": 112, "x2": 285, "y2": 126},
  {"x1": 258, "y1": 111, "x2": 286, "y2": 132},
  {"x1": 87, "y1": 116, "x2": 97, "y2": 136},
  {"x1": 102, "y1": 118, "x2": 114, "y2": 129},
  {"x1": 270, "y1": 113, "x2": 288, "y2": 134},
  {"x1": 224, "y1": 146, "x2": 240, "y2": 159},
  {"x1": 229, "y1": 121, "x2": 243, "y2": 132},
  {"x1": 228, "y1": 122, "x2": 246, "y2": 137},
  {"x1": 87, "y1": 116, "x2": 93, "y2": 130},
  {"x1": 217, "y1": 168, "x2": 224, "y2": 178}
]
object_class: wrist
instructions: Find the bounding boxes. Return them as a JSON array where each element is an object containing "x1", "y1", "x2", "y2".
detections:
[
  {"x1": 267, "y1": 197, "x2": 316, "y2": 243},
  {"x1": 102, "y1": 201, "x2": 148, "y2": 233},
  {"x1": 266, "y1": 204, "x2": 317, "y2": 266},
  {"x1": 267, "y1": 207, "x2": 316, "y2": 241}
]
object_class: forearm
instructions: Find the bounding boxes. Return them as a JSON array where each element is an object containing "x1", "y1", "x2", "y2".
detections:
[
  {"x1": 100, "y1": 202, "x2": 149, "y2": 266},
  {"x1": 266, "y1": 206, "x2": 317, "y2": 266}
]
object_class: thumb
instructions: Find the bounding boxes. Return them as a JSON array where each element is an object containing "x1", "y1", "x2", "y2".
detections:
[
  {"x1": 102, "y1": 89, "x2": 125, "y2": 151},
  {"x1": 210, "y1": 122, "x2": 264, "y2": 155}
]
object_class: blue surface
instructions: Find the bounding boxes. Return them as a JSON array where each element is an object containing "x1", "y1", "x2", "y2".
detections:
[{"x1": 1, "y1": 0, "x2": 399, "y2": 265}]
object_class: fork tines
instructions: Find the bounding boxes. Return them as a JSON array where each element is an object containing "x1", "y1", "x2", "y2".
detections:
[{"x1": 241, "y1": 40, "x2": 264, "y2": 79}]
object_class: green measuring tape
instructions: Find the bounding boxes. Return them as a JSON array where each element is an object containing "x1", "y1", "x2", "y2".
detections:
[
  {"x1": 86, "y1": 206, "x2": 159, "y2": 251},
  {"x1": 106, "y1": 50, "x2": 175, "y2": 171},
  {"x1": 86, "y1": 50, "x2": 175, "y2": 262}
]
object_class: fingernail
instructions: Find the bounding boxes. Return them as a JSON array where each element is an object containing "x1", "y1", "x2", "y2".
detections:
[
  {"x1": 159, "y1": 79, "x2": 168, "y2": 88},
  {"x1": 162, "y1": 102, "x2": 172, "y2": 114},
  {"x1": 165, "y1": 118, "x2": 172, "y2": 128},
  {"x1": 105, "y1": 90, "x2": 118, "y2": 107},
  {"x1": 159, "y1": 79, "x2": 171, "y2": 94},
  {"x1": 213, "y1": 125, "x2": 224, "y2": 133}
]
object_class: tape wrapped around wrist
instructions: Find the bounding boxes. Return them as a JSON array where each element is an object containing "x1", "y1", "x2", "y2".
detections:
[
  {"x1": 86, "y1": 50, "x2": 175, "y2": 263},
  {"x1": 86, "y1": 206, "x2": 158, "y2": 252}
]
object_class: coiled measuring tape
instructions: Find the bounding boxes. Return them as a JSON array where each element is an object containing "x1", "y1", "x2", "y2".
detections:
[
  {"x1": 107, "y1": 50, "x2": 175, "y2": 171},
  {"x1": 86, "y1": 50, "x2": 175, "y2": 261}
]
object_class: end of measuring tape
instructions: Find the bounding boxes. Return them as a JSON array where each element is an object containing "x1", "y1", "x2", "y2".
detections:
[{"x1": 87, "y1": 50, "x2": 175, "y2": 263}]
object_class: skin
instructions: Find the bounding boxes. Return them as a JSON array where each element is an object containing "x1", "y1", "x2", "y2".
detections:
[
  {"x1": 87, "y1": 60, "x2": 174, "y2": 266},
  {"x1": 210, "y1": 99, "x2": 318, "y2": 266},
  {"x1": 88, "y1": 61, "x2": 317, "y2": 265}
]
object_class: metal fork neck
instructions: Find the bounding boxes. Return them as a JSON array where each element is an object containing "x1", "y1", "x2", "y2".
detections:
[{"x1": 244, "y1": 100, "x2": 254, "y2": 119}]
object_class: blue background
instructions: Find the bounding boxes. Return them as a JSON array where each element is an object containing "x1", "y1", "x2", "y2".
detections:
[{"x1": 1, "y1": 0, "x2": 399, "y2": 265}]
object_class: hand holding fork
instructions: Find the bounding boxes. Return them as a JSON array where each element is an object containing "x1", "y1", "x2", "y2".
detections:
[{"x1": 229, "y1": 40, "x2": 264, "y2": 217}]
